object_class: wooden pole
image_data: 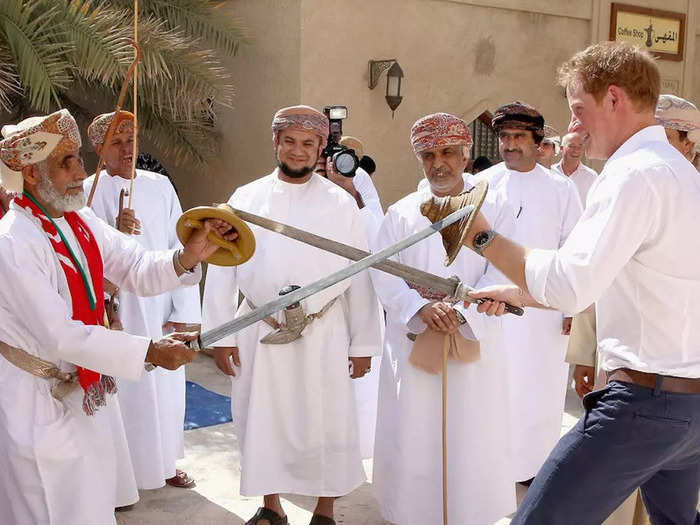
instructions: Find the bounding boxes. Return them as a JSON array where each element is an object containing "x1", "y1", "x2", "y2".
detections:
[
  {"x1": 127, "y1": 0, "x2": 139, "y2": 209},
  {"x1": 442, "y1": 334, "x2": 449, "y2": 525}
]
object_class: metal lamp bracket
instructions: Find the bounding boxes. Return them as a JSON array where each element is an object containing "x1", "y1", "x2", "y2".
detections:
[{"x1": 368, "y1": 59, "x2": 397, "y2": 89}]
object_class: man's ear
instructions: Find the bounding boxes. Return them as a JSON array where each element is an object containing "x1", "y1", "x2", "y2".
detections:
[
  {"x1": 21, "y1": 165, "x2": 38, "y2": 187},
  {"x1": 95, "y1": 143, "x2": 103, "y2": 156},
  {"x1": 607, "y1": 84, "x2": 626, "y2": 112}
]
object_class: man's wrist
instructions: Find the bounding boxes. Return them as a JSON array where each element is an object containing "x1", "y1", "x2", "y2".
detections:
[
  {"x1": 473, "y1": 230, "x2": 498, "y2": 256},
  {"x1": 174, "y1": 249, "x2": 197, "y2": 275}
]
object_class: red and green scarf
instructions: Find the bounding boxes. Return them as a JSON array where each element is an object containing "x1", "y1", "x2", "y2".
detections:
[{"x1": 16, "y1": 191, "x2": 116, "y2": 415}]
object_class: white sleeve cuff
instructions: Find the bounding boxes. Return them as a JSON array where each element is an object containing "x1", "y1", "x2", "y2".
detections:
[{"x1": 525, "y1": 248, "x2": 555, "y2": 308}]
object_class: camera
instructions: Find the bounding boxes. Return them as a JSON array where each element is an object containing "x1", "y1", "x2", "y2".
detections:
[{"x1": 321, "y1": 105, "x2": 360, "y2": 177}]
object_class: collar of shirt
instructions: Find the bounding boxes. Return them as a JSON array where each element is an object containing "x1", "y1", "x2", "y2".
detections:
[{"x1": 605, "y1": 125, "x2": 667, "y2": 167}]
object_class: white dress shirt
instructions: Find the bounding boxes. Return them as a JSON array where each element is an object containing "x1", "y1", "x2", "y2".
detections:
[
  {"x1": 526, "y1": 125, "x2": 700, "y2": 378},
  {"x1": 552, "y1": 159, "x2": 598, "y2": 205}
]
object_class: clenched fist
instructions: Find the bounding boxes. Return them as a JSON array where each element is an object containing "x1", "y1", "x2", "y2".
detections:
[{"x1": 145, "y1": 332, "x2": 198, "y2": 370}]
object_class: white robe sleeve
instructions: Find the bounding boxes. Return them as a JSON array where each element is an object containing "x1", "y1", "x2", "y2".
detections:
[
  {"x1": 84, "y1": 208, "x2": 202, "y2": 296},
  {"x1": 0, "y1": 233, "x2": 149, "y2": 381},
  {"x1": 560, "y1": 179, "x2": 584, "y2": 246},
  {"x1": 345, "y1": 209, "x2": 383, "y2": 358},
  {"x1": 370, "y1": 208, "x2": 430, "y2": 329},
  {"x1": 201, "y1": 264, "x2": 239, "y2": 347},
  {"x1": 164, "y1": 184, "x2": 202, "y2": 324},
  {"x1": 452, "y1": 196, "x2": 515, "y2": 341}
]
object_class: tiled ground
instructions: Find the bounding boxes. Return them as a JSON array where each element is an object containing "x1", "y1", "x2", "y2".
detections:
[{"x1": 116, "y1": 356, "x2": 584, "y2": 525}]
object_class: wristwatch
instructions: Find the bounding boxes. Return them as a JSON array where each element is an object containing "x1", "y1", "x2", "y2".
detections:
[{"x1": 473, "y1": 230, "x2": 498, "y2": 256}]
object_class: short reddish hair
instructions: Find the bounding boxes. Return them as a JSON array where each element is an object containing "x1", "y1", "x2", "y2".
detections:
[{"x1": 558, "y1": 42, "x2": 660, "y2": 111}]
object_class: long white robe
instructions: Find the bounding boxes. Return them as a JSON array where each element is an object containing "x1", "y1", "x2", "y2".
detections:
[
  {"x1": 201, "y1": 172, "x2": 382, "y2": 497},
  {"x1": 0, "y1": 204, "x2": 200, "y2": 525},
  {"x1": 481, "y1": 161, "x2": 582, "y2": 481},
  {"x1": 84, "y1": 170, "x2": 201, "y2": 489},
  {"x1": 352, "y1": 198, "x2": 384, "y2": 459},
  {"x1": 370, "y1": 178, "x2": 517, "y2": 525}
]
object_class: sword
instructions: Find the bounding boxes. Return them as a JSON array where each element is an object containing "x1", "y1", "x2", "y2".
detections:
[
  {"x1": 191, "y1": 204, "x2": 474, "y2": 350},
  {"x1": 213, "y1": 208, "x2": 524, "y2": 316}
]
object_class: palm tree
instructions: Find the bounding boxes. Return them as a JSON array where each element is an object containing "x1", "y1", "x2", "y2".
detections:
[{"x1": 0, "y1": 0, "x2": 246, "y2": 165}]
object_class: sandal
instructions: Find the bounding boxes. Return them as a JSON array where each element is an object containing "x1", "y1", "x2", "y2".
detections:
[
  {"x1": 165, "y1": 469, "x2": 195, "y2": 488},
  {"x1": 245, "y1": 507, "x2": 288, "y2": 524},
  {"x1": 309, "y1": 515, "x2": 335, "y2": 525}
]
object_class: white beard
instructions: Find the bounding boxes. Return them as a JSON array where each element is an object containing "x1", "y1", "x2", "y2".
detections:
[{"x1": 35, "y1": 168, "x2": 86, "y2": 213}]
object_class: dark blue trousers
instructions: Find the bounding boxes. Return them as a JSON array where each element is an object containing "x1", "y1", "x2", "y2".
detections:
[{"x1": 513, "y1": 380, "x2": 700, "y2": 525}]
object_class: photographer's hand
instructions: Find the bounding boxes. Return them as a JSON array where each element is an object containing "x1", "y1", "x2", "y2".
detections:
[{"x1": 326, "y1": 157, "x2": 363, "y2": 208}]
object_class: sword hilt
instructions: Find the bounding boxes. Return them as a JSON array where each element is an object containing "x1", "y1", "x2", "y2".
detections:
[
  {"x1": 187, "y1": 335, "x2": 202, "y2": 351},
  {"x1": 454, "y1": 282, "x2": 524, "y2": 316}
]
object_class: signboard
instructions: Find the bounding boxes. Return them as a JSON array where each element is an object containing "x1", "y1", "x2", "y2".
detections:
[
  {"x1": 610, "y1": 4, "x2": 685, "y2": 61},
  {"x1": 661, "y1": 78, "x2": 680, "y2": 95}
]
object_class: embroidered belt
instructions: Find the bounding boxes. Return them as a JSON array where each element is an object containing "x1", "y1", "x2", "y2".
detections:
[{"x1": 0, "y1": 340, "x2": 80, "y2": 400}]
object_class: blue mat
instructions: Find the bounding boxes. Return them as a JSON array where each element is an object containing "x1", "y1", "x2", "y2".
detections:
[{"x1": 184, "y1": 381, "x2": 232, "y2": 430}]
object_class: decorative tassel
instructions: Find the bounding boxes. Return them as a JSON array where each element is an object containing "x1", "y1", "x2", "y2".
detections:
[{"x1": 101, "y1": 375, "x2": 117, "y2": 395}]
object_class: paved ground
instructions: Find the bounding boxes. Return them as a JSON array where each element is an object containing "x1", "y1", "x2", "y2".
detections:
[{"x1": 116, "y1": 355, "x2": 584, "y2": 525}]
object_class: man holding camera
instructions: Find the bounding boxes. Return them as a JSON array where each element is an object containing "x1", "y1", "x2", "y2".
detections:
[{"x1": 201, "y1": 105, "x2": 382, "y2": 525}]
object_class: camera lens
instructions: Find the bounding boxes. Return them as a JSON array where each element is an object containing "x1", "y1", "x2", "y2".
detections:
[{"x1": 333, "y1": 151, "x2": 358, "y2": 175}]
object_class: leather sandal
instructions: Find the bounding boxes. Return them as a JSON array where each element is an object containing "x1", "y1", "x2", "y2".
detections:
[
  {"x1": 309, "y1": 515, "x2": 336, "y2": 525},
  {"x1": 245, "y1": 507, "x2": 288, "y2": 525},
  {"x1": 165, "y1": 469, "x2": 195, "y2": 488}
]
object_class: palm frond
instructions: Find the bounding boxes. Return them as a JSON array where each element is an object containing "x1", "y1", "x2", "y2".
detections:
[
  {"x1": 134, "y1": 15, "x2": 233, "y2": 119},
  {"x1": 112, "y1": 0, "x2": 247, "y2": 56},
  {"x1": 0, "y1": 41, "x2": 23, "y2": 113},
  {"x1": 64, "y1": 0, "x2": 133, "y2": 86},
  {"x1": 0, "y1": 0, "x2": 71, "y2": 111}
]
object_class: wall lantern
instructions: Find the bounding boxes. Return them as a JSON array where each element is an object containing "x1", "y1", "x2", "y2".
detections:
[{"x1": 368, "y1": 59, "x2": 404, "y2": 117}]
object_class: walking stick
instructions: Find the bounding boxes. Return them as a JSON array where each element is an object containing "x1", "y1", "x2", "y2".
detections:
[
  {"x1": 127, "y1": 0, "x2": 139, "y2": 209},
  {"x1": 442, "y1": 333, "x2": 449, "y2": 525}
]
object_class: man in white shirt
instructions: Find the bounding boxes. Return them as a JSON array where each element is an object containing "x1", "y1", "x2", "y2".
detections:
[
  {"x1": 551, "y1": 132, "x2": 598, "y2": 204},
  {"x1": 467, "y1": 42, "x2": 700, "y2": 524}
]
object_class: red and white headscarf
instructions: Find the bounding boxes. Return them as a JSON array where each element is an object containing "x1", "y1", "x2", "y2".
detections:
[
  {"x1": 410, "y1": 113, "x2": 473, "y2": 156},
  {"x1": 271, "y1": 105, "x2": 329, "y2": 148}
]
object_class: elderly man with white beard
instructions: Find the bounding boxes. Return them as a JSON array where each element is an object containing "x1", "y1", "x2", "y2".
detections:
[{"x1": 0, "y1": 109, "x2": 237, "y2": 525}]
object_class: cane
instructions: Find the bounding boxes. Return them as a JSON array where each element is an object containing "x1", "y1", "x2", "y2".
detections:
[{"x1": 442, "y1": 333, "x2": 449, "y2": 525}]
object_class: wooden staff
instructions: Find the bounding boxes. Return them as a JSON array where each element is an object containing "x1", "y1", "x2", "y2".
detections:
[
  {"x1": 86, "y1": 40, "x2": 140, "y2": 207},
  {"x1": 127, "y1": 0, "x2": 139, "y2": 209},
  {"x1": 442, "y1": 333, "x2": 449, "y2": 525}
]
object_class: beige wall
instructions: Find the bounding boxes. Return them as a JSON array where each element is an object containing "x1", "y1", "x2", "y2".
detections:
[
  {"x1": 176, "y1": 0, "x2": 698, "y2": 212},
  {"x1": 173, "y1": 0, "x2": 302, "y2": 210}
]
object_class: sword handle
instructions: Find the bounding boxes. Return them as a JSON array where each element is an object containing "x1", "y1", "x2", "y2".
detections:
[
  {"x1": 187, "y1": 335, "x2": 202, "y2": 351},
  {"x1": 454, "y1": 282, "x2": 524, "y2": 316},
  {"x1": 480, "y1": 300, "x2": 524, "y2": 317}
]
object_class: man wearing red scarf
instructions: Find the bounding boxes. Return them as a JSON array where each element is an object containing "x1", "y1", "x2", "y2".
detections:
[{"x1": 0, "y1": 109, "x2": 236, "y2": 525}]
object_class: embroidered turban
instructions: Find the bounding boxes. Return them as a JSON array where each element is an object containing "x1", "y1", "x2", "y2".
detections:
[
  {"x1": 655, "y1": 94, "x2": 700, "y2": 143},
  {"x1": 492, "y1": 101, "x2": 545, "y2": 141},
  {"x1": 0, "y1": 109, "x2": 82, "y2": 191},
  {"x1": 87, "y1": 110, "x2": 135, "y2": 149},
  {"x1": 410, "y1": 113, "x2": 473, "y2": 156},
  {"x1": 271, "y1": 105, "x2": 329, "y2": 148}
]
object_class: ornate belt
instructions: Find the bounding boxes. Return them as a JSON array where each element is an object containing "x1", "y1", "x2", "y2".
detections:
[{"x1": 0, "y1": 341, "x2": 80, "y2": 400}]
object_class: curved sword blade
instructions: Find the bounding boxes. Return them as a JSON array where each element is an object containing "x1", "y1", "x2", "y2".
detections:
[{"x1": 196, "y1": 204, "x2": 474, "y2": 349}]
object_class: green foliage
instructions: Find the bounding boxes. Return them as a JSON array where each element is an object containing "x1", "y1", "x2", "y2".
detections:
[{"x1": 0, "y1": 0, "x2": 245, "y2": 166}]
